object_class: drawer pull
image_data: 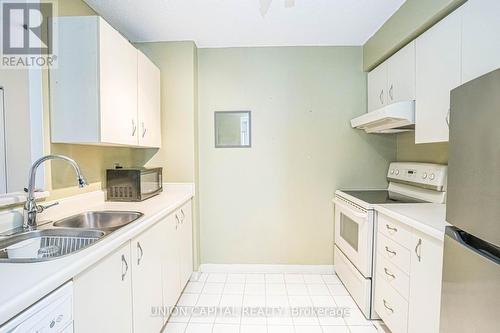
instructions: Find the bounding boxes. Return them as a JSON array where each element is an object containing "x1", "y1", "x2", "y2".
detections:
[
  {"x1": 383, "y1": 299, "x2": 394, "y2": 313},
  {"x1": 385, "y1": 246, "x2": 397, "y2": 256},
  {"x1": 415, "y1": 238, "x2": 422, "y2": 262},
  {"x1": 385, "y1": 224, "x2": 398, "y2": 233},
  {"x1": 384, "y1": 267, "x2": 396, "y2": 279}
]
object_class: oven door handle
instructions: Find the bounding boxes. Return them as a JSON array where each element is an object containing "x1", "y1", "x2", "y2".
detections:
[{"x1": 334, "y1": 198, "x2": 367, "y2": 219}]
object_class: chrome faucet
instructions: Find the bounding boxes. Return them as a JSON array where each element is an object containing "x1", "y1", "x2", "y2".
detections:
[{"x1": 23, "y1": 155, "x2": 88, "y2": 230}]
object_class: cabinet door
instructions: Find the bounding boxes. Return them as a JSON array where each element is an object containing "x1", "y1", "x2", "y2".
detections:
[
  {"x1": 461, "y1": 0, "x2": 500, "y2": 83},
  {"x1": 387, "y1": 41, "x2": 416, "y2": 104},
  {"x1": 137, "y1": 50, "x2": 162, "y2": 148},
  {"x1": 415, "y1": 11, "x2": 461, "y2": 143},
  {"x1": 74, "y1": 242, "x2": 133, "y2": 333},
  {"x1": 161, "y1": 214, "x2": 181, "y2": 314},
  {"x1": 367, "y1": 62, "x2": 388, "y2": 112},
  {"x1": 407, "y1": 235, "x2": 444, "y2": 333},
  {"x1": 131, "y1": 224, "x2": 164, "y2": 332},
  {"x1": 178, "y1": 201, "x2": 193, "y2": 288},
  {"x1": 99, "y1": 18, "x2": 138, "y2": 145}
]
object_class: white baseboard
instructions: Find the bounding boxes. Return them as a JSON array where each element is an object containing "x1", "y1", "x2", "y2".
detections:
[{"x1": 199, "y1": 264, "x2": 335, "y2": 275}]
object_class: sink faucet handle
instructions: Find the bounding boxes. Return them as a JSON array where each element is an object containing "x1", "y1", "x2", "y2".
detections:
[
  {"x1": 36, "y1": 201, "x2": 59, "y2": 213},
  {"x1": 24, "y1": 188, "x2": 44, "y2": 193}
]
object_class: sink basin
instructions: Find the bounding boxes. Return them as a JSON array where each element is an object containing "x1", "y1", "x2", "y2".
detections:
[
  {"x1": 0, "y1": 229, "x2": 105, "y2": 262},
  {"x1": 53, "y1": 211, "x2": 143, "y2": 231}
]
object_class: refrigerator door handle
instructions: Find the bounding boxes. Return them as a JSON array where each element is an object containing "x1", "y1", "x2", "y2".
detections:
[{"x1": 445, "y1": 226, "x2": 500, "y2": 265}]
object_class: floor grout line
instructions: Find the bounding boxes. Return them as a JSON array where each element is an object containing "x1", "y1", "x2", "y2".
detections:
[{"x1": 172, "y1": 272, "x2": 378, "y2": 333}]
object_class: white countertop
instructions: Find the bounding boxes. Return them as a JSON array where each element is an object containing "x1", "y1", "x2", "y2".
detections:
[
  {"x1": 374, "y1": 203, "x2": 450, "y2": 240},
  {"x1": 0, "y1": 183, "x2": 194, "y2": 326}
]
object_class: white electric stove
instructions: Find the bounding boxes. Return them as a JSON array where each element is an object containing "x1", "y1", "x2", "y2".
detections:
[{"x1": 333, "y1": 162, "x2": 448, "y2": 319}]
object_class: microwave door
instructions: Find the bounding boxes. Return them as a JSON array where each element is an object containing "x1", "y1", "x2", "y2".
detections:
[{"x1": 141, "y1": 170, "x2": 162, "y2": 195}]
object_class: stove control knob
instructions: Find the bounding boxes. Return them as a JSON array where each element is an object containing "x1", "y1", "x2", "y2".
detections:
[
  {"x1": 422, "y1": 172, "x2": 428, "y2": 179},
  {"x1": 395, "y1": 169, "x2": 400, "y2": 176},
  {"x1": 429, "y1": 173, "x2": 436, "y2": 180}
]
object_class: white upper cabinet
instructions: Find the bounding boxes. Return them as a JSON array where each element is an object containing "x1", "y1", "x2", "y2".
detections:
[
  {"x1": 367, "y1": 41, "x2": 416, "y2": 112},
  {"x1": 50, "y1": 16, "x2": 161, "y2": 148},
  {"x1": 461, "y1": 0, "x2": 500, "y2": 84},
  {"x1": 137, "y1": 51, "x2": 162, "y2": 148},
  {"x1": 99, "y1": 19, "x2": 138, "y2": 146},
  {"x1": 415, "y1": 10, "x2": 461, "y2": 144},
  {"x1": 387, "y1": 41, "x2": 416, "y2": 104},
  {"x1": 368, "y1": 62, "x2": 388, "y2": 112}
]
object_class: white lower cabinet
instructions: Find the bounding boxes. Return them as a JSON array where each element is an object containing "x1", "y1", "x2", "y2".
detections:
[
  {"x1": 73, "y1": 242, "x2": 133, "y2": 333},
  {"x1": 161, "y1": 211, "x2": 181, "y2": 316},
  {"x1": 73, "y1": 199, "x2": 193, "y2": 333},
  {"x1": 178, "y1": 201, "x2": 193, "y2": 288},
  {"x1": 407, "y1": 234, "x2": 443, "y2": 333},
  {"x1": 131, "y1": 222, "x2": 164, "y2": 332},
  {"x1": 374, "y1": 213, "x2": 444, "y2": 333}
]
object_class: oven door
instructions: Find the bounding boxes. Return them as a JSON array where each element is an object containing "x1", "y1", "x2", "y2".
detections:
[{"x1": 334, "y1": 197, "x2": 374, "y2": 278}]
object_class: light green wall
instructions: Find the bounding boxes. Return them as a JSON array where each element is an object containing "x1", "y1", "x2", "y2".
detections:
[
  {"x1": 134, "y1": 41, "x2": 200, "y2": 268},
  {"x1": 397, "y1": 132, "x2": 448, "y2": 164},
  {"x1": 198, "y1": 47, "x2": 396, "y2": 265},
  {"x1": 135, "y1": 42, "x2": 198, "y2": 183},
  {"x1": 363, "y1": 0, "x2": 466, "y2": 71}
]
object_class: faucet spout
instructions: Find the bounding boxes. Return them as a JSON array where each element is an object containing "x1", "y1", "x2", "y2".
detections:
[{"x1": 23, "y1": 155, "x2": 88, "y2": 230}]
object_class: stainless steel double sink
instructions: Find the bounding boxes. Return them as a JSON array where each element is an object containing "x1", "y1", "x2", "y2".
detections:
[{"x1": 0, "y1": 211, "x2": 143, "y2": 263}]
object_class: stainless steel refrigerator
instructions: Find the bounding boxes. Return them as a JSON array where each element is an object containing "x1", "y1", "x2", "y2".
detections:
[{"x1": 440, "y1": 68, "x2": 500, "y2": 332}]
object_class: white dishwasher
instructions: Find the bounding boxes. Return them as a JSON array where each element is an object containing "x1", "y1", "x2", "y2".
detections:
[{"x1": 0, "y1": 281, "x2": 73, "y2": 333}]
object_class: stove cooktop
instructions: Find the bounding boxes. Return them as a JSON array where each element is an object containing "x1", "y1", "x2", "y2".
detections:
[{"x1": 341, "y1": 190, "x2": 427, "y2": 204}]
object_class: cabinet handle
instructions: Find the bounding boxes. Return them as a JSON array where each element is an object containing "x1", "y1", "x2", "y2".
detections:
[
  {"x1": 389, "y1": 84, "x2": 394, "y2": 100},
  {"x1": 415, "y1": 238, "x2": 422, "y2": 262},
  {"x1": 180, "y1": 209, "x2": 185, "y2": 223},
  {"x1": 385, "y1": 224, "x2": 398, "y2": 233},
  {"x1": 384, "y1": 267, "x2": 396, "y2": 279},
  {"x1": 137, "y1": 242, "x2": 143, "y2": 265},
  {"x1": 379, "y1": 89, "x2": 384, "y2": 104},
  {"x1": 175, "y1": 214, "x2": 180, "y2": 230},
  {"x1": 121, "y1": 254, "x2": 128, "y2": 281},
  {"x1": 383, "y1": 299, "x2": 394, "y2": 313},
  {"x1": 385, "y1": 246, "x2": 397, "y2": 256},
  {"x1": 446, "y1": 109, "x2": 451, "y2": 127},
  {"x1": 142, "y1": 122, "x2": 147, "y2": 138},
  {"x1": 131, "y1": 119, "x2": 137, "y2": 137}
]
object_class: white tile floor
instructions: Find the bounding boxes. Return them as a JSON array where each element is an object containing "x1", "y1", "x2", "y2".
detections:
[{"x1": 163, "y1": 272, "x2": 379, "y2": 333}]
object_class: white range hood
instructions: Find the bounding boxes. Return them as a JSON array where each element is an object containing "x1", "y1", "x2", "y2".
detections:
[{"x1": 351, "y1": 100, "x2": 415, "y2": 133}]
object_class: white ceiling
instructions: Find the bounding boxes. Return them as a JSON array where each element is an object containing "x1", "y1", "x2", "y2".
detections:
[{"x1": 82, "y1": 0, "x2": 405, "y2": 47}]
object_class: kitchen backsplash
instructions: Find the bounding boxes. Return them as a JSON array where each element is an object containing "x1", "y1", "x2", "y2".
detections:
[{"x1": 396, "y1": 132, "x2": 449, "y2": 164}]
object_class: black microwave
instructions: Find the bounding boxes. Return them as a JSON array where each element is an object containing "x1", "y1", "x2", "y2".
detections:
[{"x1": 106, "y1": 167, "x2": 162, "y2": 201}]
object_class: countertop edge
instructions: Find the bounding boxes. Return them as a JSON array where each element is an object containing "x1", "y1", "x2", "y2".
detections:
[
  {"x1": 0, "y1": 185, "x2": 194, "y2": 326},
  {"x1": 373, "y1": 204, "x2": 447, "y2": 241}
]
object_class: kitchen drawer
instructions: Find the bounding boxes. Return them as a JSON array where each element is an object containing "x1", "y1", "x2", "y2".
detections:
[
  {"x1": 378, "y1": 213, "x2": 414, "y2": 250},
  {"x1": 375, "y1": 270, "x2": 409, "y2": 333},
  {"x1": 376, "y1": 254, "x2": 410, "y2": 300},
  {"x1": 334, "y1": 246, "x2": 372, "y2": 318},
  {"x1": 377, "y1": 233, "x2": 411, "y2": 274}
]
